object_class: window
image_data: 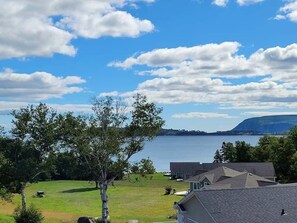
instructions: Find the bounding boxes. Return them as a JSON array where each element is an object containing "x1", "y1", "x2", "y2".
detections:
[{"x1": 193, "y1": 183, "x2": 197, "y2": 190}]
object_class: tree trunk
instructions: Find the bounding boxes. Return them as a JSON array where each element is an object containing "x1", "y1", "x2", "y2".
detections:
[
  {"x1": 99, "y1": 182, "x2": 109, "y2": 223},
  {"x1": 20, "y1": 183, "x2": 27, "y2": 212},
  {"x1": 95, "y1": 180, "x2": 99, "y2": 189}
]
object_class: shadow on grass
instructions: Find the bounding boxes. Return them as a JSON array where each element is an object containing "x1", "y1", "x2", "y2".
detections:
[{"x1": 61, "y1": 187, "x2": 98, "y2": 193}]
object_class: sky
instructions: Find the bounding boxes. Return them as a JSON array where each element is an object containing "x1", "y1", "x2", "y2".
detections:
[{"x1": 1, "y1": 0, "x2": 297, "y2": 132}]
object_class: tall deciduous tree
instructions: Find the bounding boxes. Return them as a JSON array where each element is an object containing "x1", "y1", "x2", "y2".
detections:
[
  {"x1": 8, "y1": 103, "x2": 59, "y2": 212},
  {"x1": 61, "y1": 94, "x2": 164, "y2": 222}
]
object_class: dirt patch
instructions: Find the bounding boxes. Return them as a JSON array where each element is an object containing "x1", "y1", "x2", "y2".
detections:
[
  {"x1": 0, "y1": 201, "x2": 15, "y2": 214},
  {"x1": 43, "y1": 210, "x2": 77, "y2": 221}
]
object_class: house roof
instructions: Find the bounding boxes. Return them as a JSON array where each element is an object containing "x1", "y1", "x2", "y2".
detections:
[
  {"x1": 204, "y1": 172, "x2": 278, "y2": 190},
  {"x1": 170, "y1": 162, "x2": 276, "y2": 179},
  {"x1": 170, "y1": 162, "x2": 202, "y2": 174},
  {"x1": 202, "y1": 162, "x2": 276, "y2": 178},
  {"x1": 183, "y1": 185, "x2": 297, "y2": 223},
  {"x1": 186, "y1": 166, "x2": 243, "y2": 183}
]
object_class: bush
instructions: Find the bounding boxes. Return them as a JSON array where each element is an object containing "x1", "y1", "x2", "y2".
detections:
[
  {"x1": 13, "y1": 205, "x2": 44, "y2": 223},
  {"x1": 164, "y1": 185, "x2": 172, "y2": 195}
]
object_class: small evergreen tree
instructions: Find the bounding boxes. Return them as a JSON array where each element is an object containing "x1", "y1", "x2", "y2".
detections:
[{"x1": 213, "y1": 149, "x2": 223, "y2": 163}]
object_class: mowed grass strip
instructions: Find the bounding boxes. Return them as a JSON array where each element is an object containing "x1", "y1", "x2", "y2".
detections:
[{"x1": 0, "y1": 174, "x2": 187, "y2": 223}]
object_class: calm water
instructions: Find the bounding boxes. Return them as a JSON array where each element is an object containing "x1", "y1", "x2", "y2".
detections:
[{"x1": 130, "y1": 135, "x2": 262, "y2": 172}]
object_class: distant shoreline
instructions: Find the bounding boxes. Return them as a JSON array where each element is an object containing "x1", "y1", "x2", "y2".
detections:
[{"x1": 158, "y1": 129, "x2": 286, "y2": 136}]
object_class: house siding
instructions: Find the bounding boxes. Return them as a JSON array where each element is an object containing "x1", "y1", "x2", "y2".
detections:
[{"x1": 179, "y1": 196, "x2": 215, "y2": 223}]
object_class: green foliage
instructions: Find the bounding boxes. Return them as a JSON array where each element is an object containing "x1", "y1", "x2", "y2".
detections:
[
  {"x1": 130, "y1": 157, "x2": 156, "y2": 175},
  {"x1": 0, "y1": 103, "x2": 60, "y2": 212},
  {"x1": 213, "y1": 149, "x2": 223, "y2": 163},
  {"x1": 51, "y1": 151, "x2": 91, "y2": 180},
  {"x1": 250, "y1": 136, "x2": 274, "y2": 162},
  {"x1": 13, "y1": 205, "x2": 44, "y2": 223},
  {"x1": 288, "y1": 126, "x2": 297, "y2": 150},
  {"x1": 234, "y1": 141, "x2": 252, "y2": 162},
  {"x1": 215, "y1": 128, "x2": 297, "y2": 182},
  {"x1": 11, "y1": 103, "x2": 59, "y2": 154},
  {"x1": 220, "y1": 142, "x2": 236, "y2": 162},
  {"x1": 219, "y1": 141, "x2": 252, "y2": 163},
  {"x1": 0, "y1": 152, "x2": 10, "y2": 200}
]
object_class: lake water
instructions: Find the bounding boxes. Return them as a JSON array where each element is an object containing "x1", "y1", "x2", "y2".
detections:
[{"x1": 130, "y1": 135, "x2": 262, "y2": 172}]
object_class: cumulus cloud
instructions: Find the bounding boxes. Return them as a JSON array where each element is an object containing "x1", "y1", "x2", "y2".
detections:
[
  {"x1": 211, "y1": 0, "x2": 264, "y2": 7},
  {"x1": 110, "y1": 42, "x2": 263, "y2": 78},
  {"x1": 172, "y1": 112, "x2": 234, "y2": 119},
  {"x1": 0, "y1": 69, "x2": 85, "y2": 100},
  {"x1": 212, "y1": 0, "x2": 229, "y2": 7},
  {"x1": 276, "y1": 1, "x2": 297, "y2": 23},
  {"x1": 0, "y1": 0, "x2": 154, "y2": 59},
  {"x1": 108, "y1": 42, "x2": 297, "y2": 110},
  {"x1": 236, "y1": 0, "x2": 264, "y2": 6},
  {"x1": 99, "y1": 91, "x2": 120, "y2": 97}
]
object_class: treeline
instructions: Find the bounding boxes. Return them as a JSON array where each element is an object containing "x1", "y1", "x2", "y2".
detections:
[
  {"x1": 214, "y1": 127, "x2": 297, "y2": 182},
  {"x1": 158, "y1": 129, "x2": 207, "y2": 136},
  {"x1": 158, "y1": 129, "x2": 267, "y2": 136}
]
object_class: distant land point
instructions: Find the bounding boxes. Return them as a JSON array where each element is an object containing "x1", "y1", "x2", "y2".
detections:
[{"x1": 159, "y1": 115, "x2": 297, "y2": 136}]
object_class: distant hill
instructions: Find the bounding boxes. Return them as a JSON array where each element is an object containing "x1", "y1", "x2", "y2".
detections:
[{"x1": 231, "y1": 115, "x2": 297, "y2": 134}]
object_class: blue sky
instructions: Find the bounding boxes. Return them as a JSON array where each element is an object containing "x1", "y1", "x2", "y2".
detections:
[{"x1": 1, "y1": 0, "x2": 297, "y2": 132}]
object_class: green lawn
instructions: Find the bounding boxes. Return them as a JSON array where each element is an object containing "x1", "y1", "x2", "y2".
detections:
[{"x1": 0, "y1": 174, "x2": 187, "y2": 223}]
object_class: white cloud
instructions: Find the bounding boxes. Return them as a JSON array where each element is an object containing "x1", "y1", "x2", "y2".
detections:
[
  {"x1": 242, "y1": 111, "x2": 297, "y2": 116},
  {"x1": 0, "y1": 0, "x2": 154, "y2": 59},
  {"x1": 236, "y1": 0, "x2": 264, "y2": 6},
  {"x1": 0, "y1": 69, "x2": 85, "y2": 100},
  {"x1": 274, "y1": 14, "x2": 286, "y2": 21},
  {"x1": 210, "y1": 0, "x2": 264, "y2": 7},
  {"x1": 276, "y1": 1, "x2": 297, "y2": 23},
  {"x1": 109, "y1": 42, "x2": 297, "y2": 110},
  {"x1": 172, "y1": 112, "x2": 234, "y2": 119},
  {"x1": 212, "y1": 0, "x2": 229, "y2": 7},
  {"x1": 99, "y1": 91, "x2": 120, "y2": 97}
]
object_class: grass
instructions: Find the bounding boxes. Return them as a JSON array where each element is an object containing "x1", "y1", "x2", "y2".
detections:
[{"x1": 0, "y1": 174, "x2": 187, "y2": 223}]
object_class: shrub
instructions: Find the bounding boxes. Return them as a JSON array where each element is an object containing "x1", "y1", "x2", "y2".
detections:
[
  {"x1": 13, "y1": 205, "x2": 44, "y2": 223},
  {"x1": 164, "y1": 185, "x2": 172, "y2": 195}
]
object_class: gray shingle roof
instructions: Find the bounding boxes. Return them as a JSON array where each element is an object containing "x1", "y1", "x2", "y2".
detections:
[
  {"x1": 186, "y1": 166, "x2": 243, "y2": 183},
  {"x1": 202, "y1": 162, "x2": 276, "y2": 178},
  {"x1": 204, "y1": 172, "x2": 278, "y2": 190},
  {"x1": 195, "y1": 185, "x2": 297, "y2": 223},
  {"x1": 170, "y1": 162, "x2": 276, "y2": 179}
]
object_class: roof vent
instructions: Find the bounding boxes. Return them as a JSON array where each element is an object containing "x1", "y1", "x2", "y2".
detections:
[{"x1": 281, "y1": 209, "x2": 287, "y2": 216}]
